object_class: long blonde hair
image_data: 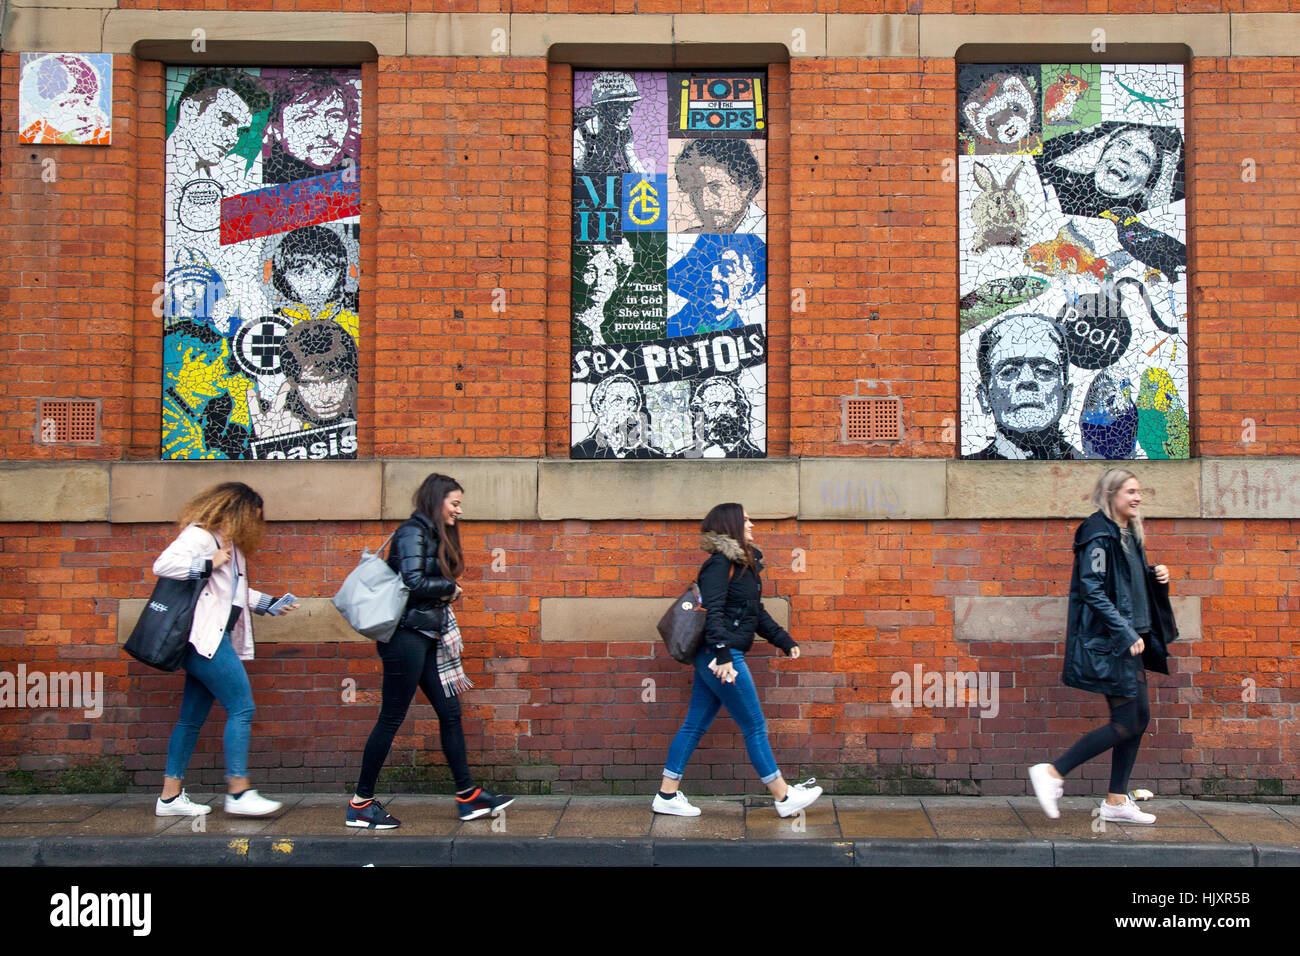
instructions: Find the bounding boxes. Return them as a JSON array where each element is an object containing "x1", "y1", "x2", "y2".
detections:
[
  {"x1": 1090, "y1": 467, "x2": 1144, "y2": 546},
  {"x1": 176, "y1": 482, "x2": 266, "y2": 555}
]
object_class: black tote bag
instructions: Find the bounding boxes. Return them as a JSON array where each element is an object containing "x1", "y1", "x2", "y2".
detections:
[{"x1": 123, "y1": 576, "x2": 204, "y2": 672}]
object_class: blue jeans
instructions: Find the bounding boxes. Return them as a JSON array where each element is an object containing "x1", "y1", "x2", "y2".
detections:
[
  {"x1": 663, "y1": 647, "x2": 781, "y2": 784},
  {"x1": 164, "y1": 633, "x2": 256, "y2": 780}
]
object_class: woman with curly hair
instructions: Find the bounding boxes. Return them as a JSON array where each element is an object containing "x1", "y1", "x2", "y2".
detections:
[{"x1": 153, "y1": 482, "x2": 297, "y2": 818}]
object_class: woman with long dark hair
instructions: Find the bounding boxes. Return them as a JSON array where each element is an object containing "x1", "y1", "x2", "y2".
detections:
[
  {"x1": 1030, "y1": 468, "x2": 1177, "y2": 823},
  {"x1": 153, "y1": 482, "x2": 297, "y2": 818},
  {"x1": 653, "y1": 502, "x2": 822, "y2": 818},
  {"x1": 346, "y1": 473, "x2": 512, "y2": 829}
]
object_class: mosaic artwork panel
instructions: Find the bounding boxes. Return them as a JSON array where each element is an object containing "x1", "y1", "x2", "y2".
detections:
[
  {"x1": 667, "y1": 138, "x2": 767, "y2": 235},
  {"x1": 572, "y1": 234, "x2": 669, "y2": 348},
  {"x1": 574, "y1": 71, "x2": 669, "y2": 176},
  {"x1": 668, "y1": 73, "x2": 766, "y2": 138},
  {"x1": 572, "y1": 70, "x2": 767, "y2": 460},
  {"x1": 162, "y1": 66, "x2": 361, "y2": 460},
  {"x1": 959, "y1": 64, "x2": 1188, "y2": 461},
  {"x1": 571, "y1": 325, "x2": 768, "y2": 458},
  {"x1": 19, "y1": 53, "x2": 112, "y2": 145},
  {"x1": 667, "y1": 234, "x2": 768, "y2": 338}
]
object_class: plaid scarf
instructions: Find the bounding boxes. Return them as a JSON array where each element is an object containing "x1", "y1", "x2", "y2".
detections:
[{"x1": 434, "y1": 607, "x2": 473, "y2": 697}]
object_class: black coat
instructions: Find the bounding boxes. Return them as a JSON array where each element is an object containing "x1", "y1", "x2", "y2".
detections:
[
  {"x1": 697, "y1": 532, "x2": 796, "y2": 659},
  {"x1": 1062, "y1": 510, "x2": 1179, "y2": 698},
  {"x1": 386, "y1": 510, "x2": 457, "y2": 634}
]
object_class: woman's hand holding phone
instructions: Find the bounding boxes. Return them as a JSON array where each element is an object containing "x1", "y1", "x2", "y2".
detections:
[{"x1": 709, "y1": 657, "x2": 737, "y2": 684}]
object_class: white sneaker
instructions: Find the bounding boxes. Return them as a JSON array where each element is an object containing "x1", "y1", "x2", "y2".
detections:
[
  {"x1": 775, "y1": 778, "x2": 823, "y2": 818},
  {"x1": 224, "y1": 789, "x2": 282, "y2": 817},
  {"x1": 155, "y1": 789, "x2": 212, "y2": 817},
  {"x1": 1099, "y1": 796, "x2": 1156, "y2": 824},
  {"x1": 1029, "y1": 763, "x2": 1063, "y2": 819},
  {"x1": 652, "y1": 791, "x2": 701, "y2": 817}
]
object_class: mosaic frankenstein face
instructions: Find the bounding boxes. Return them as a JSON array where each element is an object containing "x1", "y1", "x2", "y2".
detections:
[{"x1": 977, "y1": 315, "x2": 1070, "y2": 434}]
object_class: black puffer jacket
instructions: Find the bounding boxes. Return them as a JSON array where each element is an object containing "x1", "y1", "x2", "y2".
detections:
[
  {"x1": 386, "y1": 510, "x2": 457, "y2": 634},
  {"x1": 698, "y1": 532, "x2": 796, "y2": 659},
  {"x1": 1062, "y1": 510, "x2": 1178, "y2": 698}
]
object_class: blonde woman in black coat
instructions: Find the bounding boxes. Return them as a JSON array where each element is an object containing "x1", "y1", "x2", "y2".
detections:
[{"x1": 1030, "y1": 468, "x2": 1176, "y2": 824}]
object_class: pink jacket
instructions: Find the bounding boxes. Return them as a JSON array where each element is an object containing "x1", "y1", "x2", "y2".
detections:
[{"x1": 153, "y1": 524, "x2": 272, "y2": 661}]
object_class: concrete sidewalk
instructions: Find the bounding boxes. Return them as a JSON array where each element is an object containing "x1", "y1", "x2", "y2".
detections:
[{"x1": 2, "y1": 793, "x2": 1298, "y2": 866}]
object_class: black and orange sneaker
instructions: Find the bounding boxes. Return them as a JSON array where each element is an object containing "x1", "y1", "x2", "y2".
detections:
[
  {"x1": 346, "y1": 797, "x2": 401, "y2": 830},
  {"x1": 456, "y1": 787, "x2": 514, "y2": 821}
]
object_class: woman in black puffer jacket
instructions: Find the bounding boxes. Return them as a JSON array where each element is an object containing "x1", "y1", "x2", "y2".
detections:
[
  {"x1": 346, "y1": 473, "x2": 512, "y2": 829},
  {"x1": 652, "y1": 502, "x2": 823, "y2": 819}
]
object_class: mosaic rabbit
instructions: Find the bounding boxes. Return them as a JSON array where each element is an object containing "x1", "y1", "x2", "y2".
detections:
[{"x1": 970, "y1": 161, "x2": 1027, "y2": 255}]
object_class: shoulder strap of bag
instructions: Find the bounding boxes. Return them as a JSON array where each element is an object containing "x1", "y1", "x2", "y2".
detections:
[
  {"x1": 372, "y1": 528, "x2": 399, "y2": 556},
  {"x1": 208, "y1": 528, "x2": 238, "y2": 583},
  {"x1": 691, "y1": 561, "x2": 737, "y2": 602}
]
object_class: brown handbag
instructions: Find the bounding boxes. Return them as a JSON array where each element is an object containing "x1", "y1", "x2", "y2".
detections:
[
  {"x1": 657, "y1": 565, "x2": 735, "y2": 664},
  {"x1": 657, "y1": 583, "x2": 709, "y2": 663}
]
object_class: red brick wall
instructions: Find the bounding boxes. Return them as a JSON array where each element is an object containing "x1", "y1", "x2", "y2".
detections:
[
  {"x1": 2, "y1": 518, "x2": 1296, "y2": 796},
  {"x1": 788, "y1": 57, "x2": 956, "y2": 457},
  {"x1": 0, "y1": 55, "x2": 144, "y2": 461},
  {"x1": 3, "y1": 18, "x2": 1299, "y2": 796},
  {"x1": 1186, "y1": 57, "x2": 1300, "y2": 457},
  {"x1": 5, "y1": 51, "x2": 1299, "y2": 460},
  {"x1": 374, "y1": 57, "x2": 549, "y2": 458}
]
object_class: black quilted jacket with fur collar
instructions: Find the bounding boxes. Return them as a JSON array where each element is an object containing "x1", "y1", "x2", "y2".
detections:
[{"x1": 697, "y1": 532, "x2": 796, "y2": 658}]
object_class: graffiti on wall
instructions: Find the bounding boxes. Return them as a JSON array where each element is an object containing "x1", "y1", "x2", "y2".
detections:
[
  {"x1": 571, "y1": 71, "x2": 768, "y2": 458},
  {"x1": 20, "y1": 53, "x2": 112, "y2": 145},
  {"x1": 162, "y1": 67, "x2": 361, "y2": 459},
  {"x1": 958, "y1": 64, "x2": 1189, "y2": 461}
]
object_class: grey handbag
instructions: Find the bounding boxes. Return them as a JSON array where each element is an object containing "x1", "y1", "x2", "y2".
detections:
[{"x1": 332, "y1": 530, "x2": 408, "y2": 643}]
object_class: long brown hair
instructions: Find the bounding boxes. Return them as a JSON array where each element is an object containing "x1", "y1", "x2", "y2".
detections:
[
  {"x1": 701, "y1": 502, "x2": 755, "y2": 568},
  {"x1": 413, "y1": 473, "x2": 464, "y2": 579},
  {"x1": 176, "y1": 482, "x2": 266, "y2": 555}
]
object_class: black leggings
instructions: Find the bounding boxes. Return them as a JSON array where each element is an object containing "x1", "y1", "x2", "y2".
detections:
[
  {"x1": 1053, "y1": 668, "x2": 1149, "y2": 795},
  {"x1": 355, "y1": 626, "x2": 474, "y2": 798}
]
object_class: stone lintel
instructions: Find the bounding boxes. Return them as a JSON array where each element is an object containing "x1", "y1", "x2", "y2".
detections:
[
  {"x1": 382, "y1": 459, "x2": 539, "y2": 522},
  {"x1": 537, "y1": 459, "x2": 798, "y2": 521},
  {"x1": 117, "y1": 597, "x2": 362, "y2": 645},
  {"x1": 954, "y1": 594, "x2": 1202, "y2": 643},
  {"x1": 109, "y1": 461, "x2": 383, "y2": 523},
  {"x1": 0, "y1": 463, "x2": 110, "y2": 523}
]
